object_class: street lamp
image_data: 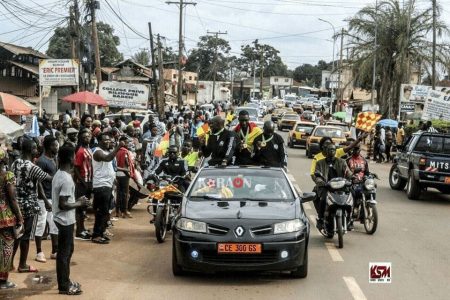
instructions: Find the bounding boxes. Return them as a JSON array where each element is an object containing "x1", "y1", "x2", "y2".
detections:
[{"x1": 318, "y1": 18, "x2": 336, "y2": 112}]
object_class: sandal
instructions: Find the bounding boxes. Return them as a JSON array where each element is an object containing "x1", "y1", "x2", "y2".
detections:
[
  {"x1": 59, "y1": 283, "x2": 82, "y2": 295},
  {"x1": 91, "y1": 237, "x2": 109, "y2": 244},
  {"x1": 0, "y1": 281, "x2": 17, "y2": 289},
  {"x1": 18, "y1": 265, "x2": 38, "y2": 273}
]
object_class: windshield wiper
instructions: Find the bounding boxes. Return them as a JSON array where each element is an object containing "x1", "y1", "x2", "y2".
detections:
[{"x1": 190, "y1": 195, "x2": 222, "y2": 200}]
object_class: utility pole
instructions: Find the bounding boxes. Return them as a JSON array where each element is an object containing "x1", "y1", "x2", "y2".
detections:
[
  {"x1": 252, "y1": 39, "x2": 258, "y2": 100},
  {"x1": 88, "y1": 0, "x2": 102, "y2": 92},
  {"x1": 371, "y1": 0, "x2": 378, "y2": 112},
  {"x1": 432, "y1": 0, "x2": 437, "y2": 89},
  {"x1": 166, "y1": 0, "x2": 197, "y2": 108},
  {"x1": 207, "y1": 30, "x2": 227, "y2": 101},
  {"x1": 157, "y1": 34, "x2": 166, "y2": 118},
  {"x1": 229, "y1": 62, "x2": 234, "y2": 102},
  {"x1": 259, "y1": 45, "x2": 264, "y2": 100},
  {"x1": 148, "y1": 22, "x2": 158, "y2": 111},
  {"x1": 337, "y1": 28, "x2": 344, "y2": 111}
]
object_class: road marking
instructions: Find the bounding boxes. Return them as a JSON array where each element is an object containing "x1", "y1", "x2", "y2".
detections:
[
  {"x1": 325, "y1": 242, "x2": 344, "y2": 262},
  {"x1": 343, "y1": 277, "x2": 367, "y2": 300}
]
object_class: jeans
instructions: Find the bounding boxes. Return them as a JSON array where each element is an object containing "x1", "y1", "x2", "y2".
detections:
[
  {"x1": 317, "y1": 187, "x2": 328, "y2": 219},
  {"x1": 75, "y1": 182, "x2": 92, "y2": 235},
  {"x1": 55, "y1": 222, "x2": 74, "y2": 292},
  {"x1": 92, "y1": 187, "x2": 112, "y2": 238},
  {"x1": 116, "y1": 176, "x2": 129, "y2": 213}
]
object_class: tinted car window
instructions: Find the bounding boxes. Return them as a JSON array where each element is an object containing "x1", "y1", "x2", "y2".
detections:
[
  {"x1": 314, "y1": 127, "x2": 344, "y2": 138},
  {"x1": 296, "y1": 124, "x2": 315, "y2": 133},
  {"x1": 189, "y1": 169, "x2": 294, "y2": 201},
  {"x1": 414, "y1": 136, "x2": 447, "y2": 154}
]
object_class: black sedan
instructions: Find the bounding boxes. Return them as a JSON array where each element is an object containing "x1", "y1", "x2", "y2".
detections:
[{"x1": 172, "y1": 166, "x2": 315, "y2": 278}]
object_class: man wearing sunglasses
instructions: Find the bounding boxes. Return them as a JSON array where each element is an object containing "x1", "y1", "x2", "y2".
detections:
[{"x1": 154, "y1": 145, "x2": 188, "y2": 191}]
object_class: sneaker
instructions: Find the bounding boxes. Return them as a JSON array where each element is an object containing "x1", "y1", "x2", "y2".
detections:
[
  {"x1": 110, "y1": 217, "x2": 119, "y2": 221},
  {"x1": 50, "y1": 252, "x2": 57, "y2": 259},
  {"x1": 104, "y1": 229, "x2": 114, "y2": 237},
  {"x1": 35, "y1": 252, "x2": 46, "y2": 263},
  {"x1": 75, "y1": 231, "x2": 91, "y2": 241}
]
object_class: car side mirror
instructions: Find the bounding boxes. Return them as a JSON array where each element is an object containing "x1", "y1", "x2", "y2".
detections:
[{"x1": 300, "y1": 192, "x2": 316, "y2": 203}]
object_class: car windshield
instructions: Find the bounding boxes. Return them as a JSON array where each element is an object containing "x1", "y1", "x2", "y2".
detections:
[
  {"x1": 284, "y1": 115, "x2": 299, "y2": 120},
  {"x1": 296, "y1": 124, "x2": 315, "y2": 133},
  {"x1": 315, "y1": 127, "x2": 344, "y2": 138},
  {"x1": 415, "y1": 136, "x2": 450, "y2": 154},
  {"x1": 235, "y1": 108, "x2": 258, "y2": 117},
  {"x1": 188, "y1": 169, "x2": 295, "y2": 201}
]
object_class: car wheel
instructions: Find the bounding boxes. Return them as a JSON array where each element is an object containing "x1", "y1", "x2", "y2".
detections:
[
  {"x1": 288, "y1": 139, "x2": 294, "y2": 148},
  {"x1": 389, "y1": 165, "x2": 407, "y2": 190},
  {"x1": 172, "y1": 241, "x2": 186, "y2": 276},
  {"x1": 291, "y1": 247, "x2": 308, "y2": 278},
  {"x1": 406, "y1": 169, "x2": 421, "y2": 200}
]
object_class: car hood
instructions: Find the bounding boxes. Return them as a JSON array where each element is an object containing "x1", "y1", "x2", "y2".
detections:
[{"x1": 184, "y1": 199, "x2": 297, "y2": 220}]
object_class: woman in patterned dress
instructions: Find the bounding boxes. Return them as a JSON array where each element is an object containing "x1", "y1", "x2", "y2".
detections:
[{"x1": 0, "y1": 149, "x2": 23, "y2": 289}]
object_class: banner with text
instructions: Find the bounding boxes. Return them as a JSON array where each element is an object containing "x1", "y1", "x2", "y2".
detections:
[
  {"x1": 399, "y1": 84, "x2": 446, "y2": 104},
  {"x1": 99, "y1": 81, "x2": 149, "y2": 109},
  {"x1": 39, "y1": 59, "x2": 79, "y2": 86},
  {"x1": 400, "y1": 101, "x2": 415, "y2": 113},
  {"x1": 422, "y1": 89, "x2": 450, "y2": 121}
]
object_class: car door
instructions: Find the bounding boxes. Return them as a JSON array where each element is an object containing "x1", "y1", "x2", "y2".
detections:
[{"x1": 397, "y1": 135, "x2": 418, "y2": 177}]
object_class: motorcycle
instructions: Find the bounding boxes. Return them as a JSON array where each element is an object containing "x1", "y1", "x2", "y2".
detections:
[
  {"x1": 351, "y1": 170, "x2": 379, "y2": 234},
  {"x1": 146, "y1": 175, "x2": 184, "y2": 243},
  {"x1": 315, "y1": 172, "x2": 353, "y2": 248}
]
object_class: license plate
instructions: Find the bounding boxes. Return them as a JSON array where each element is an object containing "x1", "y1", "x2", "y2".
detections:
[
  {"x1": 445, "y1": 177, "x2": 450, "y2": 184},
  {"x1": 217, "y1": 243, "x2": 262, "y2": 254}
]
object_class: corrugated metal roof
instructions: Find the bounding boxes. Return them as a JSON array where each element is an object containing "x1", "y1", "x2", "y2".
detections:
[
  {"x1": 8, "y1": 60, "x2": 39, "y2": 74},
  {"x1": 0, "y1": 41, "x2": 48, "y2": 58}
]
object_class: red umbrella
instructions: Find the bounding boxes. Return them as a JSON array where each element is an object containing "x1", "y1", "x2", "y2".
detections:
[
  {"x1": 0, "y1": 92, "x2": 32, "y2": 115},
  {"x1": 63, "y1": 91, "x2": 108, "y2": 106}
]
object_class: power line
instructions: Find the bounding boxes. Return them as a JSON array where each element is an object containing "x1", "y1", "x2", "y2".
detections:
[{"x1": 103, "y1": 0, "x2": 149, "y2": 40}]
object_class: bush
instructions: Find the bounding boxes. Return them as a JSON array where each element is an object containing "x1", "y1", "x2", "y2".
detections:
[{"x1": 404, "y1": 120, "x2": 450, "y2": 136}]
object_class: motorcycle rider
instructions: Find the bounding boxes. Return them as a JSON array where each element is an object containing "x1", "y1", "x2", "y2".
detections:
[
  {"x1": 200, "y1": 116, "x2": 236, "y2": 167},
  {"x1": 313, "y1": 144, "x2": 352, "y2": 231},
  {"x1": 253, "y1": 121, "x2": 287, "y2": 168},
  {"x1": 154, "y1": 145, "x2": 188, "y2": 191}
]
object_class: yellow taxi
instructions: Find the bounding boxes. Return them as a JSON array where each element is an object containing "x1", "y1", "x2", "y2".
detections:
[
  {"x1": 271, "y1": 107, "x2": 293, "y2": 122},
  {"x1": 277, "y1": 113, "x2": 300, "y2": 131},
  {"x1": 287, "y1": 121, "x2": 316, "y2": 148},
  {"x1": 305, "y1": 125, "x2": 347, "y2": 158},
  {"x1": 325, "y1": 121, "x2": 351, "y2": 139}
]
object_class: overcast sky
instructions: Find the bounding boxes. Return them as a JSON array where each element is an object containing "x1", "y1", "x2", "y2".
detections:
[{"x1": 0, "y1": 0, "x2": 445, "y2": 70}]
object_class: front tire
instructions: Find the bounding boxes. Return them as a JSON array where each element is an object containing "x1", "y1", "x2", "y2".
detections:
[
  {"x1": 363, "y1": 205, "x2": 378, "y2": 234},
  {"x1": 406, "y1": 169, "x2": 421, "y2": 200},
  {"x1": 290, "y1": 247, "x2": 308, "y2": 278},
  {"x1": 155, "y1": 206, "x2": 167, "y2": 243},
  {"x1": 336, "y1": 215, "x2": 344, "y2": 248},
  {"x1": 389, "y1": 165, "x2": 407, "y2": 190}
]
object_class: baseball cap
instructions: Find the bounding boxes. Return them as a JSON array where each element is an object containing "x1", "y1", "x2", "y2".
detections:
[{"x1": 67, "y1": 128, "x2": 79, "y2": 135}]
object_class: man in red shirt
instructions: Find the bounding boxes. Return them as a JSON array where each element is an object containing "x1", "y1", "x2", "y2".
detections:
[
  {"x1": 347, "y1": 145, "x2": 369, "y2": 181},
  {"x1": 74, "y1": 129, "x2": 93, "y2": 240},
  {"x1": 115, "y1": 136, "x2": 135, "y2": 218}
]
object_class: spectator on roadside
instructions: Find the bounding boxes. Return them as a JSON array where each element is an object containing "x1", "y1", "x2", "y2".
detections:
[
  {"x1": 115, "y1": 136, "x2": 134, "y2": 219},
  {"x1": 35, "y1": 136, "x2": 59, "y2": 263},
  {"x1": 11, "y1": 139, "x2": 51, "y2": 273},
  {"x1": 396, "y1": 122, "x2": 405, "y2": 146},
  {"x1": 71, "y1": 117, "x2": 81, "y2": 131},
  {"x1": 52, "y1": 145, "x2": 90, "y2": 295}
]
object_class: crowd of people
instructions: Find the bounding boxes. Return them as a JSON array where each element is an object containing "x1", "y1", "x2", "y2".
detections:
[{"x1": 0, "y1": 104, "x2": 289, "y2": 295}]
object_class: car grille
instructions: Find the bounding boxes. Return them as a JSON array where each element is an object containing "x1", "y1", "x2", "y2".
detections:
[
  {"x1": 250, "y1": 225, "x2": 272, "y2": 235},
  {"x1": 202, "y1": 250, "x2": 279, "y2": 264},
  {"x1": 207, "y1": 224, "x2": 229, "y2": 235}
]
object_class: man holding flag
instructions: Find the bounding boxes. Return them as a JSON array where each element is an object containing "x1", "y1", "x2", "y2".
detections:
[{"x1": 233, "y1": 110, "x2": 262, "y2": 165}]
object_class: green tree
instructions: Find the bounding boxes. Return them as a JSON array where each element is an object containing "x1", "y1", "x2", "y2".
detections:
[
  {"x1": 346, "y1": 0, "x2": 449, "y2": 116},
  {"x1": 293, "y1": 63, "x2": 322, "y2": 87},
  {"x1": 47, "y1": 22, "x2": 123, "y2": 67},
  {"x1": 237, "y1": 41, "x2": 288, "y2": 77},
  {"x1": 185, "y1": 35, "x2": 231, "y2": 80},
  {"x1": 132, "y1": 50, "x2": 150, "y2": 65}
]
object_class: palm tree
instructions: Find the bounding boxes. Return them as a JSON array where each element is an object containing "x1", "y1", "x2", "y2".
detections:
[{"x1": 346, "y1": 0, "x2": 448, "y2": 117}]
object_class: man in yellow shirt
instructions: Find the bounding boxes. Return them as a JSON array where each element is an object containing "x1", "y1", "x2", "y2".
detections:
[
  {"x1": 181, "y1": 141, "x2": 199, "y2": 168},
  {"x1": 396, "y1": 122, "x2": 405, "y2": 146}
]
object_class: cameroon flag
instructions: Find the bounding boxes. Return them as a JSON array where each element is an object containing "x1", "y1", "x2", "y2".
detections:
[{"x1": 154, "y1": 132, "x2": 170, "y2": 158}]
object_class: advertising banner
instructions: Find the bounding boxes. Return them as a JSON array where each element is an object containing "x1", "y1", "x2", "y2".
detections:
[
  {"x1": 422, "y1": 89, "x2": 450, "y2": 121},
  {"x1": 39, "y1": 59, "x2": 79, "y2": 86},
  {"x1": 399, "y1": 84, "x2": 446, "y2": 104},
  {"x1": 99, "y1": 81, "x2": 149, "y2": 109},
  {"x1": 400, "y1": 101, "x2": 415, "y2": 113}
]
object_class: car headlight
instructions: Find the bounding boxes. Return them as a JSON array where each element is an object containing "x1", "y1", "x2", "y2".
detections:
[
  {"x1": 274, "y1": 219, "x2": 304, "y2": 234},
  {"x1": 364, "y1": 178, "x2": 375, "y2": 190},
  {"x1": 176, "y1": 218, "x2": 207, "y2": 233},
  {"x1": 329, "y1": 180, "x2": 346, "y2": 189}
]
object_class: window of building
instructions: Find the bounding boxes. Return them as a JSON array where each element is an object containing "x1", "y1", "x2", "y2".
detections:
[
  {"x1": 194, "y1": 76, "x2": 197, "y2": 81},
  {"x1": 285, "y1": 78, "x2": 289, "y2": 83},
  {"x1": 173, "y1": 74, "x2": 177, "y2": 79},
  {"x1": 274, "y1": 78, "x2": 278, "y2": 82},
  {"x1": 189, "y1": 76, "x2": 192, "y2": 80}
]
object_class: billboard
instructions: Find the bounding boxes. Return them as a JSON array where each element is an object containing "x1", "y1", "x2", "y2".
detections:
[
  {"x1": 39, "y1": 59, "x2": 79, "y2": 86},
  {"x1": 422, "y1": 89, "x2": 450, "y2": 121},
  {"x1": 400, "y1": 101, "x2": 415, "y2": 113},
  {"x1": 99, "y1": 81, "x2": 149, "y2": 109},
  {"x1": 399, "y1": 84, "x2": 446, "y2": 104}
]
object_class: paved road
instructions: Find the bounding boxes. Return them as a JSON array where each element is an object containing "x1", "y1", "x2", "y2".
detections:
[{"x1": 2, "y1": 130, "x2": 450, "y2": 300}]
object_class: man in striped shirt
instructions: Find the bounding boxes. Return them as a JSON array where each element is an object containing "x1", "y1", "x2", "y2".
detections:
[{"x1": 74, "y1": 129, "x2": 93, "y2": 240}]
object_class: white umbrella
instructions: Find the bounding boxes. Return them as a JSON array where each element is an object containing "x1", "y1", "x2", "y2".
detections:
[{"x1": 0, "y1": 114, "x2": 24, "y2": 142}]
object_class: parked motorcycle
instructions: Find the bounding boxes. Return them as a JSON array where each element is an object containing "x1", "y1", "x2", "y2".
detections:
[
  {"x1": 351, "y1": 171, "x2": 379, "y2": 234},
  {"x1": 146, "y1": 175, "x2": 184, "y2": 243},
  {"x1": 315, "y1": 172, "x2": 353, "y2": 248}
]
